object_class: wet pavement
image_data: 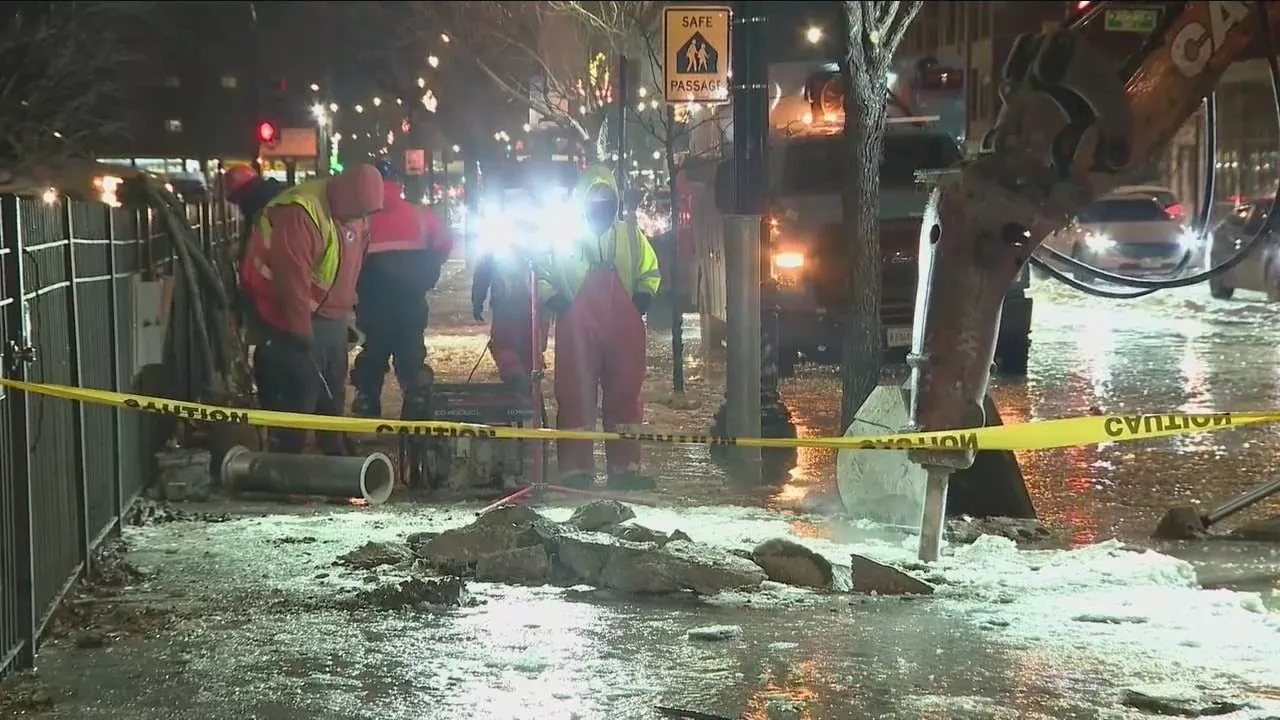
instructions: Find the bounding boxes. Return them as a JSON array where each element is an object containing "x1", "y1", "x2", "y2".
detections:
[{"x1": 6, "y1": 264, "x2": 1280, "y2": 719}]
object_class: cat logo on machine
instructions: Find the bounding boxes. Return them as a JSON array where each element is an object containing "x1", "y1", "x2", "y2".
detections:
[{"x1": 1170, "y1": 1, "x2": 1250, "y2": 78}]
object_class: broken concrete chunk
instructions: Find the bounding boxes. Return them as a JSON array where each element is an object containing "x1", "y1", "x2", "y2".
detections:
[
  {"x1": 417, "y1": 524, "x2": 543, "y2": 565},
  {"x1": 1120, "y1": 686, "x2": 1248, "y2": 717},
  {"x1": 669, "y1": 529, "x2": 692, "y2": 543},
  {"x1": 655, "y1": 540, "x2": 767, "y2": 595},
  {"x1": 475, "y1": 545, "x2": 552, "y2": 585},
  {"x1": 336, "y1": 541, "x2": 414, "y2": 570},
  {"x1": 601, "y1": 522, "x2": 671, "y2": 546},
  {"x1": 750, "y1": 538, "x2": 835, "y2": 589},
  {"x1": 849, "y1": 554, "x2": 934, "y2": 596},
  {"x1": 473, "y1": 504, "x2": 546, "y2": 528},
  {"x1": 568, "y1": 500, "x2": 636, "y2": 531},
  {"x1": 349, "y1": 576, "x2": 466, "y2": 610},
  {"x1": 554, "y1": 532, "x2": 655, "y2": 585},
  {"x1": 945, "y1": 516, "x2": 1053, "y2": 545},
  {"x1": 686, "y1": 625, "x2": 742, "y2": 641}
]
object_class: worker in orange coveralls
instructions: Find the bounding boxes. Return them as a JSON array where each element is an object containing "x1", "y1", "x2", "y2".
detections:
[
  {"x1": 471, "y1": 239, "x2": 551, "y2": 393},
  {"x1": 350, "y1": 159, "x2": 454, "y2": 419},
  {"x1": 534, "y1": 165, "x2": 661, "y2": 490},
  {"x1": 239, "y1": 164, "x2": 384, "y2": 454}
]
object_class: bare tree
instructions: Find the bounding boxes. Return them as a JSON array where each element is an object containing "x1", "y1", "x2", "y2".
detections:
[
  {"x1": 0, "y1": 3, "x2": 150, "y2": 171},
  {"x1": 838, "y1": 1, "x2": 923, "y2": 428},
  {"x1": 427, "y1": 1, "x2": 634, "y2": 160}
]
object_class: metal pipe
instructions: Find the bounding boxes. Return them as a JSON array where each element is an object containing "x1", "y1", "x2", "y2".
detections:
[
  {"x1": 917, "y1": 466, "x2": 950, "y2": 562},
  {"x1": 220, "y1": 446, "x2": 395, "y2": 505},
  {"x1": 1204, "y1": 476, "x2": 1280, "y2": 527}
]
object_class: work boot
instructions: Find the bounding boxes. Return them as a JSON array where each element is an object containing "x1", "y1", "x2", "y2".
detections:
[
  {"x1": 351, "y1": 391, "x2": 381, "y2": 418},
  {"x1": 607, "y1": 469, "x2": 657, "y2": 492},
  {"x1": 557, "y1": 471, "x2": 595, "y2": 490}
]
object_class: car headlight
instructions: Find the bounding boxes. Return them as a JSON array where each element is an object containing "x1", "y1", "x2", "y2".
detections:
[{"x1": 1084, "y1": 232, "x2": 1114, "y2": 251}]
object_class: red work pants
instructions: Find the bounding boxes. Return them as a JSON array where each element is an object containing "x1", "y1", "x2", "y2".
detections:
[
  {"x1": 554, "y1": 268, "x2": 646, "y2": 476},
  {"x1": 489, "y1": 292, "x2": 549, "y2": 379}
]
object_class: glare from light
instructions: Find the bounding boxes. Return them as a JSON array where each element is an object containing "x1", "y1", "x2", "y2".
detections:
[
  {"x1": 637, "y1": 86, "x2": 648, "y2": 98},
  {"x1": 1178, "y1": 228, "x2": 1200, "y2": 248},
  {"x1": 41, "y1": 187, "x2": 58, "y2": 205},
  {"x1": 417, "y1": 77, "x2": 426, "y2": 88},
  {"x1": 652, "y1": 150, "x2": 661, "y2": 160},
  {"x1": 309, "y1": 83, "x2": 320, "y2": 92},
  {"x1": 329, "y1": 102, "x2": 339, "y2": 112},
  {"x1": 452, "y1": 144, "x2": 461, "y2": 153},
  {"x1": 637, "y1": 101, "x2": 647, "y2": 111},
  {"x1": 372, "y1": 97, "x2": 382, "y2": 107},
  {"x1": 355, "y1": 104, "x2": 365, "y2": 113},
  {"x1": 311, "y1": 104, "x2": 328, "y2": 123},
  {"x1": 805, "y1": 26, "x2": 823, "y2": 44},
  {"x1": 440, "y1": 33, "x2": 450, "y2": 43},
  {"x1": 774, "y1": 251, "x2": 805, "y2": 269},
  {"x1": 428, "y1": 55, "x2": 439, "y2": 68},
  {"x1": 1084, "y1": 232, "x2": 1115, "y2": 251},
  {"x1": 522, "y1": 123, "x2": 532, "y2": 132}
]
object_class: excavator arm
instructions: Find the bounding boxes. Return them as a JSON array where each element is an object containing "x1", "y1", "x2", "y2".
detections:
[{"x1": 907, "y1": 1, "x2": 1280, "y2": 560}]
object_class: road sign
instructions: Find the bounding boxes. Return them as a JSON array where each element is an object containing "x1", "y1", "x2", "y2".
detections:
[
  {"x1": 259, "y1": 127, "x2": 319, "y2": 158},
  {"x1": 1104, "y1": 8, "x2": 1158, "y2": 33},
  {"x1": 404, "y1": 148, "x2": 426, "y2": 176},
  {"x1": 663, "y1": 6, "x2": 731, "y2": 104}
]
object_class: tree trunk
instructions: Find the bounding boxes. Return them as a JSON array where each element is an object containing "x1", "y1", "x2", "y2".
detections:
[{"x1": 838, "y1": 63, "x2": 889, "y2": 429}]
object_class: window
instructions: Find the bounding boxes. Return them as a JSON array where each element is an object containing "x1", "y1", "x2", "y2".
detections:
[
  {"x1": 777, "y1": 133, "x2": 963, "y2": 195},
  {"x1": 165, "y1": 119, "x2": 183, "y2": 133},
  {"x1": 1078, "y1": 198, "x2": 1172, "y2": 223},
  {"x1": 221, "y1": 75, "x2": 238, "y2": 89}
]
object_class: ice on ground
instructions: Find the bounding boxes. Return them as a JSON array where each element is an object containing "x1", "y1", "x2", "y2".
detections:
[
  {"x1": 539, "y1": 504, "x2": 1280, "y2": 693},
  {"x1": 686, "y1": 625, "x2": 742, "y2": 641}
]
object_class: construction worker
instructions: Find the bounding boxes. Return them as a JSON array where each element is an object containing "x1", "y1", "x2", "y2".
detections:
[
  {"x1": 535, "y1": 165, "x2": 661, "y2": 490},
  {"x1": 471, "y1": 237, "x2": 550, "y2": 392},
  {"x1": 239, "y1": 163, "x2": 384, "y2": 454},
  {"x1": 223, "y1": 164, "x2": 286, "y2": 228},
  {"x1": 350, "y1": 159, "x2": 454, "y2": 418}
]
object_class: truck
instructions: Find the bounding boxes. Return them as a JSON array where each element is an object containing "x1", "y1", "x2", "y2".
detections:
[{"x1": 678, "y1": 56, "x2": 1032, "y2": 377}]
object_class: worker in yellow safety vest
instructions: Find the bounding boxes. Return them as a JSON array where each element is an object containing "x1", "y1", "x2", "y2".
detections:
[
  {"x1": 535, "y1": 164, "x2": 661, "y2": 490},
  {"x1": 239, "y1": 164, "x2": 384, "y2": 454}
]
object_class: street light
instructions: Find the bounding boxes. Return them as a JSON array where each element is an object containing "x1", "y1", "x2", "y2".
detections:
[
  {"x1": 311, "y1": 103, "x2": 328, "y2": 124},
  {"x1": 310, "y1": 83, "x2": 320, "y2": 92},
  {"x1": 355, "y1": 104, "x2": 365, "y2": 113},
  {"x1": 372, "y1": 96, "x2": 382, "y2": 107},
  {"x1": 417, "y1": 77, "x2": 426, "y2": 88},
  {"x1": 805, "y1": 26, "x2": 823, "y2": 44},
  {"x1": 329, "y1": 102, "x2": 339, "y2": 112},
  {"x1": 428, "y1": 55, "x2": 439, "y2": 68},
  {"x1": 440, "y1": 33, "x2": 450, "y2": 43}
]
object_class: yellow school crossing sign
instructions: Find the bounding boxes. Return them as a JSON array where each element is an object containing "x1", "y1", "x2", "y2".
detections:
[{"x1": 663, "y1": 6, "x2": 731, "y2": 104}]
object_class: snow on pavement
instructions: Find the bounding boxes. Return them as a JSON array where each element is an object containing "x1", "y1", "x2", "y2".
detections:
[{"x1": 536, "y1": 503, "x2": 1280, "y2": 699}]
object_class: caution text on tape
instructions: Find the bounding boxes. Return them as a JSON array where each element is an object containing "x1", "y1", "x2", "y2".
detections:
[{"x1": 0, "y1": 378, "x2": 1274, "y2": 452}]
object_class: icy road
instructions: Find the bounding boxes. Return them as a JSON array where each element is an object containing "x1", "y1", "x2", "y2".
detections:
[{"x1": 3, "y1": 268, "x2": 1280, "y2": 720}]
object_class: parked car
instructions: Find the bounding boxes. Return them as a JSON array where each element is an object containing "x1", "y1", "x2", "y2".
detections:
[
  {"x1": 1043, "y1": 195, "x2": 1196, "y2": 278},
  {"x1": 1207, "y1": 196, "x2": 1278, "y2": 300}
]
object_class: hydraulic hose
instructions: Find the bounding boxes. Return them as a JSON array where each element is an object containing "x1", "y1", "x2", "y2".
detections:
[{"x1": 1031, "y1": 1, "x2": 1280, "y2": 298}]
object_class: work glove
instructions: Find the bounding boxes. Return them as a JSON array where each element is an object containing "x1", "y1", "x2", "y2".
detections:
[
  {"x1": 546, "y1": 295, "x2": 571, "y2": 316},
  {"x1": 472, "y1": 302, "x2": 485, "y2": 323},
  {"x1": 631, "y1": 292, "x2": 652, "y2": 315}
]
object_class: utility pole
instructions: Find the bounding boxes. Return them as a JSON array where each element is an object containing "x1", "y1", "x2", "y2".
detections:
[{"x1": 721, "y1": 0, "x2": 767, "y2": 463}]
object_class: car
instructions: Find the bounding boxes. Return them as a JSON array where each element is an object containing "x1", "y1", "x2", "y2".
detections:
[
  {"x1": 1109, "y1": 184, "x2": 1187, "y2": 223},
  {"x1": 1206, "y1": 196, "x2": 1279, "y2": 300},
  {"x1": 1042, "y1": 195, "x2": 1196, "y2": 278}
]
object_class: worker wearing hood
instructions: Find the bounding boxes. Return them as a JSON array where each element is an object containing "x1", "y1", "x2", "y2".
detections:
[
  {"x1": 535, "y1": 164, "x2": 661, "y2": 490},
  {"x1": 240, "y1": 163, "x2": 384, "y2": 454},
  {"x1": 350, "y1": 161, "x2": 454, "y2": 419}
]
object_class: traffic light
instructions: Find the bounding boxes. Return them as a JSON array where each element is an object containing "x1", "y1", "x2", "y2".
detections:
[{"x1": 257, "y1": 121, "x2": 279, "y2": 145}]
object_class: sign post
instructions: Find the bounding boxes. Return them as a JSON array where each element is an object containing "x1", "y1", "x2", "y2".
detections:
[{"x1": 662, "y1": 6, "x2": 732, "y2": 104}]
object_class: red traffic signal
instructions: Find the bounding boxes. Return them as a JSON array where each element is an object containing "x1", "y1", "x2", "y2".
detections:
[{"x1": 257, "y1": 121, "x2": 279, "y2": 144}]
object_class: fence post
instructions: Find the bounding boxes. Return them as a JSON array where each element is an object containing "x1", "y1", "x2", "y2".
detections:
[
  {"x1": 105, "y1": 210, "x2": 124, "y2": 533},
  {"x1": 2, "y1": 195, "x2": 37, "y2": 669},
  {"x1": 62, "y1": 202, "x2": 90, "y2": 574}
]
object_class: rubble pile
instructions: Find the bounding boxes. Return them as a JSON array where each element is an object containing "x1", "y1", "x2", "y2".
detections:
[{"x1": 335, "y1": 501, "x2": 936, "y2": 601}]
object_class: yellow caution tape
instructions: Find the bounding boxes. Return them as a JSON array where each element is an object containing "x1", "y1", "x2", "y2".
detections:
[{"x1": 2, "y1": 378, "x2": 1279, "y2": 452}]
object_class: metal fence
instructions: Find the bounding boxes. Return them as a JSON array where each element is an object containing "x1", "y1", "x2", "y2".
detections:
[{"x1": 0, "y1": 190, "x2": 238, "y2": 679}]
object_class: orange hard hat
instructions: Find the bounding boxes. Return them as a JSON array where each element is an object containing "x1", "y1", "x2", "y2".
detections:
[{"x1": 223, "y1": 165, "x2": 257, "y2": 197}]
